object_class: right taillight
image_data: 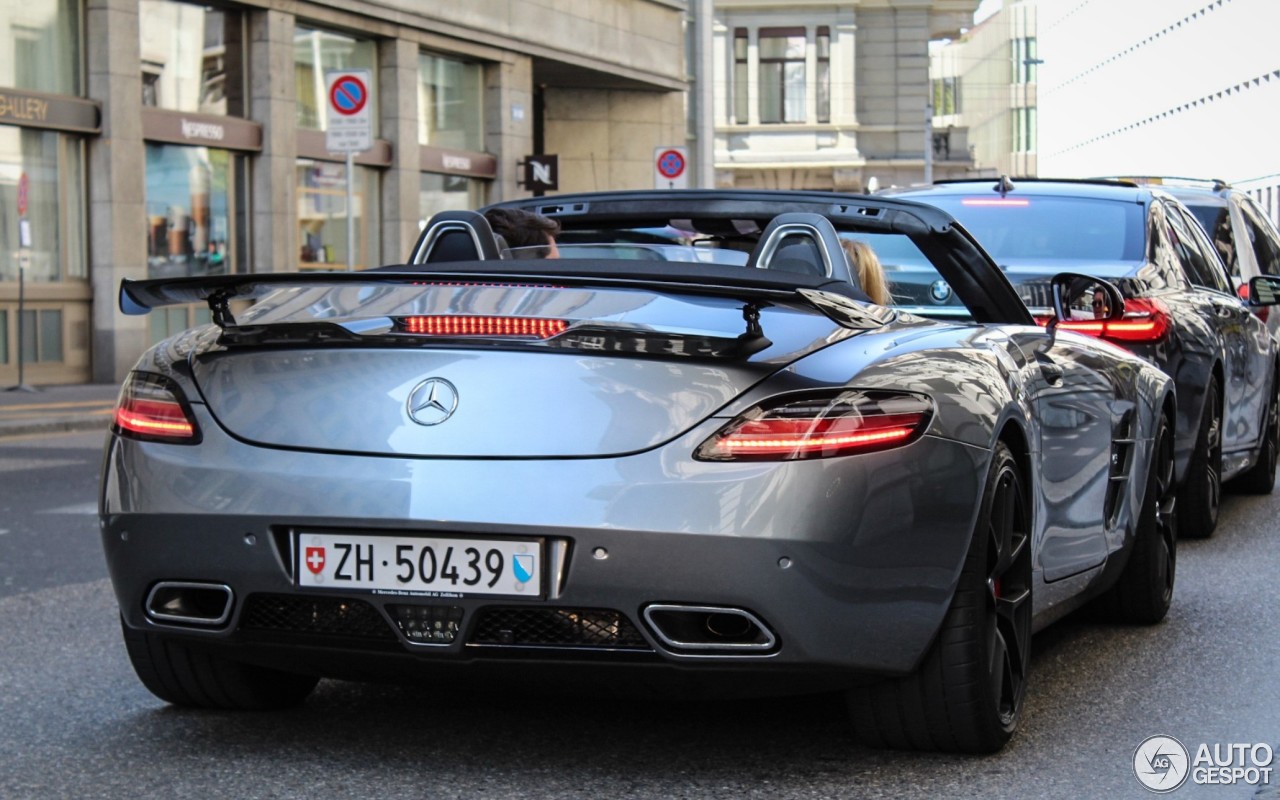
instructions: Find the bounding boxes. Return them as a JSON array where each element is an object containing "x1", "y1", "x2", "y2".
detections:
[
  {"x1": 1238, "y1": 283, "x2": 1270, "y2": 324},
  {"x1": 113, "y1": 372, "x2": 201, "y2": 444},
  {"x1": 695, "y1": 390, "x2": 933, "y2": 462},
  {"x1": 1054, "y1": 297, "x2": 1172, "y2": 345}
]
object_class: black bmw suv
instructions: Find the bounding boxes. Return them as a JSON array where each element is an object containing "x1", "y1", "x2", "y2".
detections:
[{"x1": 886, "y1": 177, "x2": 1280, "y2": 538}]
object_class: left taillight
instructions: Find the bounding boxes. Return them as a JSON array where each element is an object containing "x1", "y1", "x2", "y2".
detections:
[
  {"x1": 695, "y1": 390, "x2": 933, "y2": 462},
  {"x1": 113, "y1": 372, "x2": 201, "y2": 444}
]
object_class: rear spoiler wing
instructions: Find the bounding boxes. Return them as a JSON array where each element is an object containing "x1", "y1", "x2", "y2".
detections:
[{"x1": 119, "y1": 266, "x2": 891, "y2": 332}]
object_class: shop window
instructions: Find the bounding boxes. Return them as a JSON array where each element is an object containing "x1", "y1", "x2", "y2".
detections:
[
  {"x1": 297, "y1": 159, "x2": 380, "y2": 269},
  {"x1": 1013, "y1": 107, "x2": 1037, "y2": 153},
  {"x1": 148, "y1": 304, "x2": 212, "y2": 345},
  {"x1": 295, "y1": 26, "x2": 377, "y2": 134},
  {"x1": 418, "y1": 53, "x2": 484, "y2": 151},
  {"x1": 758, "y1": 27, "x2": 806, "y2": 124},
  {"x1": 0, "y1": 127, "x2": 85, "y2": 284},
  {"x1": 815, "y1": 27, "x2": 830, "y2": 124},
  {"x1": 732, "y1": 28, "x2": 748, "y2": 124},
  {"x1": 139, "y1": 1, "x2": 246, "y2": 116},
  {"x1": 145, "y1": 144, "x2": 243, "y2": 279},
  {"x1": 933, "y1": 77, "x2": 961, "y2": 116},
  {"x1": 419, "y1": 173, "x2": 487, "y2": 228},
  {"x1": 18, "y1": 308, "x2": 62, "y2": 364},
  {"x1": 0, "y1": 1, "x2": 81, "y2": 95}
]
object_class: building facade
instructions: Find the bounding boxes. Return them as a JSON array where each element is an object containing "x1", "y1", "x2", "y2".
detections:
[
  {"x1": 1, "y1": 0, "x2": 686, "y2": 386},
  {"x1": 929, "y1": 0, "x2": 1037, "y2": 179},
  {"x1": 710, "y1": 0, "x2": 980, "y2": 193}
]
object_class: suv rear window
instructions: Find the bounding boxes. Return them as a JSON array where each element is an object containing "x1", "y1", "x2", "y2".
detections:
[{"x1": 918, "y1": 195, "x2": 1145, "y2": 262}]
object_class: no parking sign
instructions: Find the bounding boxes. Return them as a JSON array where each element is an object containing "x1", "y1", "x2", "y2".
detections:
[
  {"x1": 325, "y1": 69, "x2": 372, "y2": 153},
  {"x1": 654, "y1": 146, "x2": 688, "y2": 189}
]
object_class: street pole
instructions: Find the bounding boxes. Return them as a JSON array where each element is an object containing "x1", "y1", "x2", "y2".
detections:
[
  {"x1": 924, "y1": 100, "x2": 934, "y2": 185},
  {"x1": 346, "y1": 150, "x2": 355, "y2": 272},
  {"x1": 7, "y1": 262, "x2": 37, "y2": 392},
  {"x1": 694, "y1": 0, "x2": 715, "y2": 189}
]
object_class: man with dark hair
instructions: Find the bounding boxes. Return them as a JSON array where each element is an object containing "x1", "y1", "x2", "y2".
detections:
[{"x1": 484, "y1": 207, "x2": 561, "y2": 257}]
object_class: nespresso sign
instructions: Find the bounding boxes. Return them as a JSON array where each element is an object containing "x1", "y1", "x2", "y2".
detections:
[
  {"x1": 142, "y1": 108, "x2": 262, "y2": 151},
  {"x1": 0, "y1": 88, "x2": 100, "y2": 133},
  {"x1": 422, "y1": 146, "x2": 497, "y2": 178}
]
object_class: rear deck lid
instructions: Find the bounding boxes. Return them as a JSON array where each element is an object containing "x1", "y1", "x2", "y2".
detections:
[{"x1": 185, "y1": 279, "x2": 876, "y2": 457}]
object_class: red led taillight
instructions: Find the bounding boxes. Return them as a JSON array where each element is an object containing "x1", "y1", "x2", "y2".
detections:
[
  {"x1": 113, "y1": 372, "x2": 200, "y2": 444},
  {"x1": 695, "y1": 390, "x2": 933, "y2": 461},
  {"x1": 1051, "y1": 297, "x2": 1172, "y2": 344},
  {"x1": 1238, "y1": 283, "x2": 1270, "y2": 324},
  {"x1": 400, "y1": 315, "x2": 567, "y2": 339}
]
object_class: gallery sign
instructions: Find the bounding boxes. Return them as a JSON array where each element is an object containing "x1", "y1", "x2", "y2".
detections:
[{"x1": 0, "y1": 88, "x2": 99, "y2": 134}]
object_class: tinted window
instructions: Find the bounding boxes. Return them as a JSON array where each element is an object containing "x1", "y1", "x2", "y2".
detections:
[
  {"x1": 1241, "y1": 199, "x2": 1280, "y2": 277},
  {"x1": 911, "y1": 195, "x2": 1145, "y2": 262},
  {"x1": 1185, "y1": 202, "x2": 1238, "y2": 277}
]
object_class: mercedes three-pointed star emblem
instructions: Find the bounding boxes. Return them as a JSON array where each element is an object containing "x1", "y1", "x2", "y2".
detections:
[{"x1": 406, "y1": 378, "x2": 459, "y2": 426}]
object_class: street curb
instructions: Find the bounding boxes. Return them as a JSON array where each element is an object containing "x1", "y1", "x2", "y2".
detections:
[{"x1": 0, "y1": 418, "x2": 111, "y2": 438}]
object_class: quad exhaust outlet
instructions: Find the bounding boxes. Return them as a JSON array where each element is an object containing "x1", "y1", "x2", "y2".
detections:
[
  {"x1": 642, "y1": 604, "x2": 776, "y2": 653},
  {"x1": 145, "y1": 581, "x2": 234, "y2": 627}
]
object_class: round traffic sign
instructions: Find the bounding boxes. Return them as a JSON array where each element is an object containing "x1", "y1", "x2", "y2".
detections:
[
  {"x1": 657, "y1": 149, "x2": 686, "y2": 180},
  {"x1": 17, "y1": 172, "x2": 29, "y2": 217},
  {"x1": 329, "y1": 75, "x2": 369, "y2": 116}
]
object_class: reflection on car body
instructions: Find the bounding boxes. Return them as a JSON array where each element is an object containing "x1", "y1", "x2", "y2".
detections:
[
  {"x1": 104, "y1": 189, "x2": 1188, "y2": 754},
  {"x1": 887, "y1": 177, "x2": 1280, "y2": 539}
]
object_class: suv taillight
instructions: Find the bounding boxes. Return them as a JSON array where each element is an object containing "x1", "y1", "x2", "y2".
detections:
[
  {"x1": 1238, "y1": 283, "x2": 1270, "y2": 324},
  {"x1": 1054, "y1": 297, "x2": 1172, "y2": 345},
  {"x1": 695, "y1": 390, "x2": 933, "y2": 461},
  {"x1": 113, "y1": 372, "x2": 201, "y2": 444}
]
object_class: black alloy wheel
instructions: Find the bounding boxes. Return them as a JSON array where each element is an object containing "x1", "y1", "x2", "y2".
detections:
[
  {"x1": 985, "y1": 457, "x2": 1033, "y2": 729},
  {"x1": 847, "y1": 441, "x2": 1031, "y2": 753},
  {"x1": 1179, "y1": 376, "x2": 1222, "y2": 538}
]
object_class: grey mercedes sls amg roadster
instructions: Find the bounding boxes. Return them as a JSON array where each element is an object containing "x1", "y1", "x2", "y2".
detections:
[{"x1": 103, "y1": 190, "x2": 1267, "y2": 753}]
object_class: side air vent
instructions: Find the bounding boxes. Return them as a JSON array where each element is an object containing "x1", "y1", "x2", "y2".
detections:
[{"x1": 1105, "y1": 412, "x2": 1136, "y2": 527}]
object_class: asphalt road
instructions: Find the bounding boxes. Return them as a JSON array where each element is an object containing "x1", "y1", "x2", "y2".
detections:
[{"x1": 1, "y1": 430, "x2": 1277, "y2": 799}]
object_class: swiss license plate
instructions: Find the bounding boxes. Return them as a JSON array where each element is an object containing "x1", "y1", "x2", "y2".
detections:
[{"x1": 296, "y1": 532, "x2": 542, "y2": 597}]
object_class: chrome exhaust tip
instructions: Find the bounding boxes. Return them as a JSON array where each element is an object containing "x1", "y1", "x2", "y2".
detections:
[
  {"x1": 145, "y1": 581, "x2": 234, "y2": 627},
  {"x1": 642, "y1": 604, "x2": 776, "y2": 653}
]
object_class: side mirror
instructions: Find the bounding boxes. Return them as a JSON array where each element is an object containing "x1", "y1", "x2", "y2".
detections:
[
  {"x1": 1049, "y1": 273, "x2": 1126, "y2": 337},
  {"x1": 1247, "y1": 275, "x2": 1280, "y2": 307}
]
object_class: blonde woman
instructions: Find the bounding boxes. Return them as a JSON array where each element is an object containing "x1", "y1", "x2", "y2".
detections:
[{"x1": 841, "y1": 239, "x2": 891, "y2": 305}]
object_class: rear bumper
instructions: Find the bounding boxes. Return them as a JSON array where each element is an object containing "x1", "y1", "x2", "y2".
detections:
[{"x1": 101, "y1": 418, "x2": 989, "y2": 681}]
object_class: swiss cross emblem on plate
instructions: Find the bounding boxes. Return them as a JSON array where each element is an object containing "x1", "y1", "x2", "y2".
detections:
[{"x1": 304, "y1": 546, "x2": 326, "y2": 575}]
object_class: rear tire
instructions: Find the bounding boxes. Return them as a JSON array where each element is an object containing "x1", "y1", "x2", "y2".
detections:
[
  {"x1": 1231, "y1": 375, "x2": 1278, "y2": 495},
  {"x1": 1178, "y1": 375, "x2": 1222, "y2": 538},
  {"x1": 122, "y1": 620, "x2": 319, "y2": 710},
  {"x1": 847, "y1": 442, "x2": 1032, "y2": 753},
  {"x1": 1092, "y1": 414, "x2": 1177, "y2": 625}
]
